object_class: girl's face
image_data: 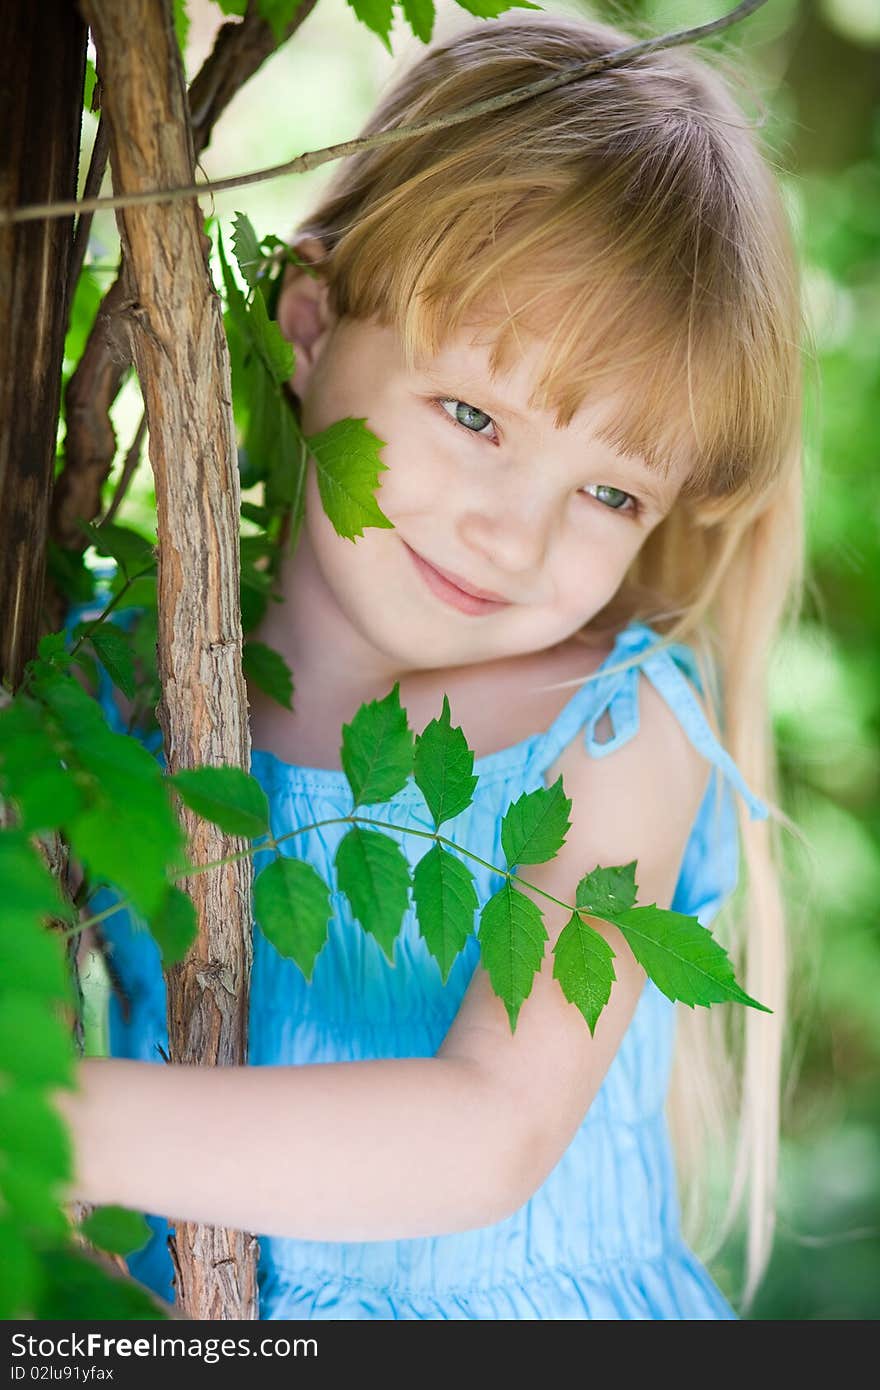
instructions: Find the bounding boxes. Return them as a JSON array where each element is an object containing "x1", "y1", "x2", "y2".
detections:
[{"x1": 295, "y1": 313, "x2": 690, "y2": 672}]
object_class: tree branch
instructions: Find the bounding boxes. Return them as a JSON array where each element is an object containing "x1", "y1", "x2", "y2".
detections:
[
  {"x1": 45, "y1": 0, "x2": 319, "y2": 618},
  {"x1": 1, "y1": 0, "x2": 768, "y2": 228},
  {"x1": 81, "y1": 0, "x2": 259, "y2": 1321}
]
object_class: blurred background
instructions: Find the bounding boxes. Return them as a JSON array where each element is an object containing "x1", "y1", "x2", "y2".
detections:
[{"x1": 69, "y1": 0, "x2": 880, "y2": 1319}]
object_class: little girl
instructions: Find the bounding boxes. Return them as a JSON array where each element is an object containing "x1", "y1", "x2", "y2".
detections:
[{"x1": 59, "y1": 12, "x2": 803, "y2": 1320}]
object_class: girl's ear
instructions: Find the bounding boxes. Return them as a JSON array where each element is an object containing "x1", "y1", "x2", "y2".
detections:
[{"x1": 275, "y1": 235, "x2": 335, "y2": 397}]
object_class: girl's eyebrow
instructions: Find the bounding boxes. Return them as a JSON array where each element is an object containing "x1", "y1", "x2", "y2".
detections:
[{"x1": 418, "y1": 369, "x2": 528, "y2": 424}]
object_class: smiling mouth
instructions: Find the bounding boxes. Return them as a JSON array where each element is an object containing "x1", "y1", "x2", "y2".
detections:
[{"x1": 402, "y1": 542, "x2": 511, "y2": 617}]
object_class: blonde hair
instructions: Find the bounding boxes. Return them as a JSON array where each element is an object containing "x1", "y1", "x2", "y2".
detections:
[{"x1": 292, "y1": 12, "x2": 805, "y2": 1312}]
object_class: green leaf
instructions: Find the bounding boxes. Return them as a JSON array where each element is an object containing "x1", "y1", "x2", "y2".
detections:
[
  {"x1": 552, "y1": 912, "x2": 616, "y2": 1036},
  {"x1": 149, "y1": 885, "x2": 197, "y2": 967},
  {"x1": 335, "y1": 827, "x2": 410, "y2": 963},
  {"x1": 253, "y1": 856, "x2": 331, "y2": 981},
  {"x1": 412, "y1": 845, "x2": 478, "y2": 983},
  {"x1": 0, "y1": 1166, "x2": 69, "y2": 1242},
  {"x1": 46, "y1": 539, "x2": 96, "y2": 605},
  {"x1": 61, "y1": 725, "x2": 184, "y2": 920},
  {"x1": 256, "y1": 0, "x2": 303, "y2": 43},
  {"x1": 217, "y1": 225, "x2": 250, "y2": 339},
  {"x1": 0, "y1": 1217, "x2": 39, "y2": 1319},
  {"x1": 87, "y1": 625, "x2": 137, "y2": 701},
  {"x1": 240, "y1": 501, "x2": 273, "y2": 527},
  {"x1": 341, "y1": 683, "x2": 414, "y2": 807},
  {"x1": 78, "y1": 521, "x2": 156, "y2": 577},
  {"x1": 0, "y1": 909, "x2": 71, "y2": 1006},
  {"x1": 249, "y1": 287, "x2": 295, "y2": 384},
  {"x1": 454, "y1": 0, "x2": 542, "y2": 16},
  {"x1": 0, "y1": 994, "x2": 75, "y2": 1088},
  {"x1": 170, "y1": 765, "x2": 270, "y2": 839},
  {"x1": 241, "y1": 583, "x2": 268, "y2": 635},
  {"x1": 600, "y1": 903, "x2": 772, "y2": 1014},
  {"x1": 575, "y1": 861, "x2": 638, "y2": 917},
  {"x1": 80, "y1": 1205, "x2": 152, "y2": 1257},
  {"x1": 348, "y1": 0, "x2": 395, "y2": 53},
  {"x1": 243, "y1": 640, "x2": 294, "y2": 712},
  {"x1": 110, "y1": 570, "x2": 158, "y2": 615},
  {"x1": 38, "y1": 632, "x2": 71, "y2": 667},
  {"x1": 83, "y1": 58, "x2": 97, "y2": 114},
  {"x1": 173, "y1": 0, "x2": 190, "y2": 53},
  {"x1": 400, "y1": 0, "x2": 435, "y2": 42},
  {"x1": 0, "y1": 699, "x2": 83, "y2": 833},
  {"x1": 500, "y1": 775, "x2": 572, "y2": 866},
  {"x1": 478, "y1": 882, "x2": 547, "y2": 1033},
  {"x1": 413, "y1": 694, "x2": 478, "y2": 828},
  {"x1": 29, "y1": 669, "x2": 109, "y2": 741},
  {"x1": 264, "y1": 402, "x2": 307, "y2": 519},
  {"x1": 213, "y1": 0, "x2": 247, "y2": 14},
  {"x1": 0, "y1": 1088, "x2": 73, "y2": 1184},
  {"x1": 0, "y1": 832, "x2": 74, "y2": 929},
  {"x1": 33, "y1": 1245, "x2": 170, "y2": 1320},
  {"x1": 307, "y1": 417, "x2": 393, "y2": 540}
]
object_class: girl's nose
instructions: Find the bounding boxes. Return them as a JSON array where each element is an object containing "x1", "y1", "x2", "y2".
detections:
[{"x1": 457, "y1": 488, "x2": 555, "y2": 583}]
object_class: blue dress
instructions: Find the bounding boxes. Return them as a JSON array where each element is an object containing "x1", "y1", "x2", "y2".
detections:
[{"x1": 78, "y1": 613, "x2": 768, "y2": 1319}]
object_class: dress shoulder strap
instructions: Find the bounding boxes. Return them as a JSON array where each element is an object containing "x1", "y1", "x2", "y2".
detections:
[{"x1": 535, "y1": 620, "x2": 769, "y2": 823}]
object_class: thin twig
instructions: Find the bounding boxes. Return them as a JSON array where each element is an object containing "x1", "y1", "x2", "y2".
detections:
[
  {"x1": 1, "y1": 1, "x2": 769, "y2": 228},
  {"x1": 67, "y1": 117, "x2": 110, "y2": 294},
  {"x1": 101, "y1": 411, "x2": 148, "y2": 525}
]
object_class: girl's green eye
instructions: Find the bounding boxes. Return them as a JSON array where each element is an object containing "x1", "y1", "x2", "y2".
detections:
[
  {"x1": 583, "y1": 483, "x2": 636, "y2": 513},
  {"x1": 440, "y1": 399, "x2": 494, "y2": 435}
]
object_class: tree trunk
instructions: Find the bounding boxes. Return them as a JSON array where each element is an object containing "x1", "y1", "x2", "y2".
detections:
[
  {"x1": 0, "y1": 0, "x2": 86, "y2": 687},
  {"x1": 81, "y1": 0, "x2": 258, "y2": 1320}
]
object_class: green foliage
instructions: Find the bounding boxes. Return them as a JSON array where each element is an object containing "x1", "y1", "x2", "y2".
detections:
[
  {"x1": 213, "y1": 0, "x2": 302, "y2": 43},
  {"x1": 78, "y1": 520, "x2": 156, "y2": 579},
  {"x1": 83, "y1": 58, "x2": 97, "y2": 113},
  {"x1": 335, "y1": 826, "x2": 411, "y2": 963},
  {"x1": 80, "y1": 1205, "x2": 152, "y2": 1257},
  {"x1": 307, "y1": 417, "x2": 393, "y2": 541},
  {"x1": 348, "y1": 0, "x2": 395, "y2": 54},
  {"x1": 243, "y1": 639, "x2": 294, "y2": 711},
  {"x1": 149, "y1": 885, "x2": 198, "y2": 967},
  {"x1": 413, "y1": 694, "x2": 478, "y2": 828},
  {"x1": 0, "y1": 1217, "x2": 38, "y2": 1319},
  {"x1": 575, "y1": 865, "x2": 770, "y2": 1013},
  {"x1": 552, "y1": 913, "x2": 616, "y2": 1037},
  {"x1": 478, "y1": 882, "x2": 548, "y2": 1031},
  {"x1": 500, "y1": 776, "x2": 572, "y2": 866},
  {"x1": 79, "y1": 624, "x2": 137, "y2": 701},
  {"x1": 170, "y1": 765, "x2": 271, "y2": 839},
  {"x1": 173, "y1": 0, "x2": 190, "y2": 55},
  {"x1": 412, "y1": 844, "x2": 478, "y2": 982},
  {"x1": 231, "y1": 210, "x2": 264, "y2": 290},
  {"x1": 400, "y1": 0, "x2": 435, "y2": 43},
  {"x1": 340, "y1": 683, "x2": 414, "y2": 807},
  {"x1": 0, "y1": 1088, "x2": 73, "y2": 1188},
  {"x1": 453, "y1": 0, "x2": 543, "y2": 15},
  {"x1": 33, "y1": 1246, "x2": 170, "y2": 1319},
  {"x1": 253, "y1": 856, "x2": 331, "y2": 980},
  {"x1": 0, "y1": 996, "x2": 74, "y2": 1089}
]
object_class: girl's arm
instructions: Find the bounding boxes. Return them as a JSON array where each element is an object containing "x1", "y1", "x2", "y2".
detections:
[
  {"x1": 54, "y1": 678, "x2": 709, "y2": 1243},
  {"x1": 54, "y1": 1051, "x2": 526, "y2": 1240}
]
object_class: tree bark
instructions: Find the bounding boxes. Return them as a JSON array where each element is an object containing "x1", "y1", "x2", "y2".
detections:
[
  {"x1": 46, "y1": 0, "x2": 320, "y2": 627},
  {"x1": 81, "y1": 0, "x2": 258, "y2": 1320},
  {"x1": 0, "y1": 0, "x2": 86, "y2": 687}
]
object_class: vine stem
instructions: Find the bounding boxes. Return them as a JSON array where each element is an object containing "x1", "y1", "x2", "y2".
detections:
[
  {"x1": 67, "y1": 811, "x2": 578, "y2": 936},
  {"x1": 0, "y1": 1, "x2": 768, "y2": 227},
  {"x1": 66, "y1": 564, "x2": 155, "y2": 663}
]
